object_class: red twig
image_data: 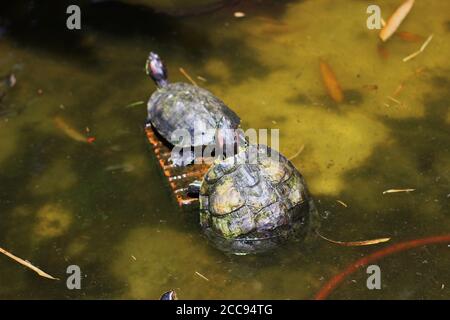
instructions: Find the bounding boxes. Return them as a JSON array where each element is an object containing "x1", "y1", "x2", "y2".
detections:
[{"x1": 315, "y1": 234, "x2": 450, "y2": 300}]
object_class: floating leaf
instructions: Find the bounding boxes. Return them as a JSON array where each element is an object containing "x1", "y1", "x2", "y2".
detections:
[
  {"x1": 395, "y1": 31, "x2": 423, "y2": 42},
  {"x1": 54, "y1": 116, "x2": 90, "y2": 143},
  {"x1": 379, "y1": 0, "x2": 415, "y2": 42}
]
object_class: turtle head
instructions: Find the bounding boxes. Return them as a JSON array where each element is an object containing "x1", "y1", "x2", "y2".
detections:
[
  {"x1": 160, "y1": 290, "x2": 177, "y2": 300},
  {"x1": 146, "y1": 52, "x2": 168, "y2": 88}
]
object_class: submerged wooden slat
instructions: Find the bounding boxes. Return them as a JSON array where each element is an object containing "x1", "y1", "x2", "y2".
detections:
[{"x1": 145, "y1": 127, "x2": 210, "y2": 207}]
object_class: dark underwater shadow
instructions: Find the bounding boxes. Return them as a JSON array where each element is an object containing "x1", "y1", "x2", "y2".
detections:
[
  {"x1": 0, "y1": 0, "x2": 300, "y2": 82},
  {"x1": 322, "y1": 69, "x2": 450, "y2": 240}
]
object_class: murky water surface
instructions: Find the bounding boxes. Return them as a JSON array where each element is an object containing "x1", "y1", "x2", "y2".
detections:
[{"x1": 0, "y1": 0, "x2": 449, "y2": 299}]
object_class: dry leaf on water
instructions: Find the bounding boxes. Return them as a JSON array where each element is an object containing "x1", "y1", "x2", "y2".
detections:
[
  {"x1": 54, "y1": 116, "x2": 90, "y2": 143},
  {"x1": 379, "y1": 0, "x2": 415, "y2": 42},
  {"x1": 319, "y1": 59, "x2": 344, "y2": 103}
]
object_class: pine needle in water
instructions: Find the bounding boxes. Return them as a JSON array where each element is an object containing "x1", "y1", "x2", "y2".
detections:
[
  {"x1": 387, "y1": 96, "x2": 402, "y2": 105},
  {"x1": 288, "y1": 144, "x2": 305, "y2": 161},
  {"x1": 195, "y1": 271, "x2": 209, "y2": 281},
  {"x1": 125, "y1": 101, "x2": 145, "y2": 108},
  {"x1": 403, "y1": 34, "x2": 434, "y2": 62},
  {"x1": 316, "y1": 231, "x2": 391, "y2": 247},
  {"x1": 336, "y1": 200, "x2": 348, "y2": 208},
  {"x1": 383, "y1": 188, "x2": 415, "y2": 194},
  {"x1": 179, "y1": 67, "x2": 198, "y2": 86},
  {"x1": 0, "y1": 247, "x2": 59, "y2": 280}
]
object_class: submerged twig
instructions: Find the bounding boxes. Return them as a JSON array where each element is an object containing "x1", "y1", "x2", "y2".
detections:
[
  {"x1": 179, "y1": 67, "x2": 198, "y2": 86},
  {"x1": 195, "y1": 271, "x2": 209, "y2": 281},
  {"x1": 420, "y1": 34, "x2": 434, "y2": 52},
  {"x1": 316, "y1": 231, "x2": 391, "y2": 247},
  {"x1": 387, "y1": 96, "x2": 402, "y2": 105},
  {"x1": 392, "y1": 67, "x2": 426, "y2": 97},
  {"x1": 403, "y1": 34, "x2": 434, "y2": 62},
  {"x1": 0, "y1": 247, "x2": 58, "y2": 280}
]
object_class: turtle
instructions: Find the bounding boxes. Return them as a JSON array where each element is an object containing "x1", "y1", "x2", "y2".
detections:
[
  {"x1": 189, "y1": 144, "x2": 316, "y2": 255},
  {"x1": 160, "y1": 290, "x2": 177, "y2": 300},
  {"x1": 145, "y1": 52, "x2": 242, "y2": 166}
]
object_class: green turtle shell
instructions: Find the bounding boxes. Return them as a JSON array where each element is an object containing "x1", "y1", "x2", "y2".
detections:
[
  {"x1": 147, "y1": 82, "x2": 240, "y2": 148},
  {"x1": 199, "y1": 145, "x2": 314, "y2": 254}
]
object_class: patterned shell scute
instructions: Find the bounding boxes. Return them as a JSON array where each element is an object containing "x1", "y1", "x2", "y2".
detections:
[
  {"x1": 259, "y1": 152, "x2": 293, "y2": 185},
  {"x1": 204, "y1": 153, "x2": 243, "y2": 185},
  {"x1": 210, "y1": 206, "x2": 256, "y2": 239},
  {"x1": 147, "y1": 82, "x2": 240, "y2": 147},
  {"x1": 209, "y1": 176, "x2": 245, "y2": 215},
  {"x1": 279, "y1": 171, "x2": 307, "y2": 210},
  {"x1": 244, "y1": 176, "x2": 276, "y2": 211},
  {"x1": 254, "y1": 201, "x2": 288, "y2": 232}
]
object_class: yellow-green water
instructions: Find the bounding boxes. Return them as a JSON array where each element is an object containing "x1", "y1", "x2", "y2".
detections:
[{"x1": 0, "y1": 0, "x2": 449, "y2": 299}]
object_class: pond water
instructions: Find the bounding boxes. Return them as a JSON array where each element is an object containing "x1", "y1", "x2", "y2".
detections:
[{"x1": 0, "y1": 0, "x2": 449, "y2": 299}]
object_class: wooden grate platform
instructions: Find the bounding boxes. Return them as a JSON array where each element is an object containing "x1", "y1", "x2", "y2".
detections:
[{"x1": 145, "y1": 126, "x2": 211, "y2": 206}]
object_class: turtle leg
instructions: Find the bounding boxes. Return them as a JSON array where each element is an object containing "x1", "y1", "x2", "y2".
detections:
[{"x1": 187, "y1": 180, "x2": 202, "y2": 198}]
